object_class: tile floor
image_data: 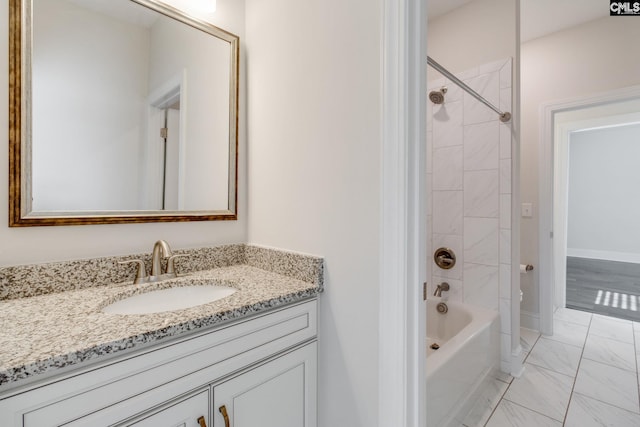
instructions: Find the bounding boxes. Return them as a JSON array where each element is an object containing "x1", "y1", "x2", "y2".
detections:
[{"x1": 464, "y1": 307, "x2": 640, "y2": 426}]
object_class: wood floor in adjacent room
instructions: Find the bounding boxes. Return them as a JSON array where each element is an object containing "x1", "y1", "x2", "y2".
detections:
[{"x1": 566, "y1": 257, "x2": 640, "y2": 322}]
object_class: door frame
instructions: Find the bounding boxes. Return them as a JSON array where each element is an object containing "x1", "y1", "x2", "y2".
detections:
[
  {"x1": 379, "y1": 0, "x2": 427, "y2": 426},
  {"x1": 538, "y1": 84, "x2": 640, "y2": 335}
]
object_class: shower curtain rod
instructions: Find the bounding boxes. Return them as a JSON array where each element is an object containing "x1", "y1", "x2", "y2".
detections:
[{"x1": 427, "y1": 56, "x2": 511, "y2": 123}]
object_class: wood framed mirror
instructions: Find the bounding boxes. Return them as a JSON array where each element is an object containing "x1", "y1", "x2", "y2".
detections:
[{"x1": 9, "y1": 0, "x2": 239, "y2": 226}]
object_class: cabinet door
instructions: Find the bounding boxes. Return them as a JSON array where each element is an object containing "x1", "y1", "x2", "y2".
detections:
[
  {"x1": 126, "y1": 389, "x2": 210, "y2": 427},
  {"x1": 213, "y1": 342, "x2": 317, "y2": 427}
]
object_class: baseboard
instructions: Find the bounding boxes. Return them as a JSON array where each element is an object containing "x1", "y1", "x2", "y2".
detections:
[
  {"x1": 520, "y1": 310, "x2": 539, "y2": 330},
  {"x1": 567, "y1": 248, "x2": 640, "y2": 264}
]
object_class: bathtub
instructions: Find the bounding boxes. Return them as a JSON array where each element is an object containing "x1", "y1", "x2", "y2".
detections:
[{"x1": 426, "y1": 298, "x2": 500, "y2": 427}]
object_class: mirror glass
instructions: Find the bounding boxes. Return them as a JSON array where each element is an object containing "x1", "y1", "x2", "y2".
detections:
[{"x1": 9, "y1": 0, "x2": 239, "y2": 225}]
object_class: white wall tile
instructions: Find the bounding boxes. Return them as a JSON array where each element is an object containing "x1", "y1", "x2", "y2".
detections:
[
  {"x1": 499, "y1": 123, "x2": 512, "y2": 159},
  {"x1": 500, "y1": 158, "x2": 511, "y2": 194},
  {"x1": 431, "y1": 276, "x2": 463, "y2": 302},
  {"x1": 500, "y1": 194, "x2": 511, "y2": 229},
  {"x1": 463, "y1": 121, "x2": 499, "y2": 171},
  {"x1": 433, "y1": 101, "x2": 463, "y2": 148},
  {"x1": 499, "y1": 59, "x2": 512, "y2": 89},
  {"x1": 479, "y1": 58, "x2": 509, "y2": 75},
  {"x1": 464, "y1": 171, "x2": 500, "y2": 218},
  {"x1": 426, "y1": 173, "x2": 432, "y2": 216},
  {"x1": 500, "y1": 298, "x2": 512, "y2": 334},
  {"x1": 443, "y1": 79, "x2": 463, "y2": 102},
  {"x1": 426, "y1": 131, "x2": 433, "y2": 174},
  {"x1": 500, "y1": 264, "x2": 511, "y2": 299},
  {"x1": 500, "y1": 229, "x2": 511, "y2": 265},
  {"x1": 432, "y1": 233, "x2": 463, "y2": 280},
  {"x1": 463, "y1": 71, "x2": 500, "y2": 125},
  {"x1": 433, "y1": 146, "x2": 463, "y2": 190},
  {"x1": 500, "y1": 87, "x2": 512, "y2": 112},
  {"x1": 463, "y1": 263, "x2": 499, "y2": 310},
  {"x1": 427, "y1": 78, "x2": 445, "y2": 92},
  {"x1": 501, "y1": 333, "x2": 512, "y2": 362},
  {"x1": 456, "y1": 66, "x2": 479, "y2": 81},
  {"x1": 464, "y1": 218, "x2": 499, "y2": 265},
  {"x1": 433, "y1": 191, "x2": 463, "y2": 235}
]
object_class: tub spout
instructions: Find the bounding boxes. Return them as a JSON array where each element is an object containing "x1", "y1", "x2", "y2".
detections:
[{"x1": 433, "y1": 282, "x2": 450, "y2": 297}]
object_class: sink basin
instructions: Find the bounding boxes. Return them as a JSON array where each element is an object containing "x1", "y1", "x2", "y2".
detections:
[{"x1": 102, "y1": 285, "x2": 237, "y2": 315}]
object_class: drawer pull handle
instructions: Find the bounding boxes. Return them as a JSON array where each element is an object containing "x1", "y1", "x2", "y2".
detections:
[
  {"x1": 219, "y1": 405, "x2": 230, "y2": 427},
  {"x1": 197, "y1": 416, "x2": 207, "y2": 427}
]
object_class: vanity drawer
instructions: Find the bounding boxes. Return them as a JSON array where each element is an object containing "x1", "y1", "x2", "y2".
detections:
[{"x1": 5, "y1": 300, "x2": 317, "y2": 427}]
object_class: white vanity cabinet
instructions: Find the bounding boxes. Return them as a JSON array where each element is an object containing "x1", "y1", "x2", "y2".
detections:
[
  {"x1": 125, "y1": 389, "x2": 210, "y2": 427},
  {"x1": 213, "y1": 342, "x2": 316, "y2": 427},
  {"x1": 0, "y1": 300, "x2": 317, "y2": 427}
]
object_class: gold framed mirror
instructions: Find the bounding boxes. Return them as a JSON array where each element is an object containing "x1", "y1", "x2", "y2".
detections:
[{"x1": 9, "y1": 0, "x2": 239, "y2": 226}]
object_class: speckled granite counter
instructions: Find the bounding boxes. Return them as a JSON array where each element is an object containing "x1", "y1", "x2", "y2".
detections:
[{"x1": 0, "y1": 245, "x2": 323, "y2": 390}]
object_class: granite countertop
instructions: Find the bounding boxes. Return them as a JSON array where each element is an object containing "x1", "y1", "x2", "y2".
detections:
[{"x1": 0, "y1": 246, "x2": 323, "y2": 390}]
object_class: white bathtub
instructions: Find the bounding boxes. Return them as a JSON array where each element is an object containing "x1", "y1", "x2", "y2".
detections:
[{"x1": 426, "y1": 298, "x2": 500, "y2": 427}]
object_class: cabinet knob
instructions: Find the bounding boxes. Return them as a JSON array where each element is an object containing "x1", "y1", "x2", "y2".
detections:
[
  {"x1": 197, "y1": 416, "x2": 207, "y2": 427},
  {"x1": 219, "y1": 405, "x2": 230, "y2": 427}
]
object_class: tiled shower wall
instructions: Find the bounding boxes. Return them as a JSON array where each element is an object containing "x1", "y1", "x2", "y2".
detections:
[{"x1": 427, "y1": 58, "x2": 513, "y2": 372}]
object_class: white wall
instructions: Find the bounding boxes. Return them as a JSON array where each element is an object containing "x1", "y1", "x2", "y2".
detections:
[
  {"x1": 427, "y1": 0, "x2": 517, "y2": 78},
  {"x1": 32, "y1": 0, "x2": 148, "y2": 211},
  {"x1": 0, "y1": 0, "x2": 247, "y2": 266},
  {"x1": 245, "y1": 0, "x2": 381, "y2": 425},
  {"x1": 520, "y1": 16, "x2": 640, "y2": 315},
  {"x1": 567, "y1": 124, "x2": 640, "y2": 262}
]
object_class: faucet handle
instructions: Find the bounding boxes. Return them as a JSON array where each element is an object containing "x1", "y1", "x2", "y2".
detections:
[
  {"x1": 118, "y1": 259, "x2": 146, "y2": 284},
  {"x1": 166, "y1": 254, "x2": 189, "y2": 275}
]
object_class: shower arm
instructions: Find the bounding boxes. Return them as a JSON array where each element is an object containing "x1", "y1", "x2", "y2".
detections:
[{"x1": 427, "y1": 56, "x2": 511, "y2": 123}]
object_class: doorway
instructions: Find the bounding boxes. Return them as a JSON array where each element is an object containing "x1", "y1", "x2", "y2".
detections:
[
  {"x1": 562, "y1": 119, "x2": 640, "y2": 321},
  {"x1": 538, "y1": 86, "x2": 640, "y2": 333}
]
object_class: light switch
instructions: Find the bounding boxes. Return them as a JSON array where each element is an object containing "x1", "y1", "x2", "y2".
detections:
[{"x1": 521, "y1": 203, "x2": 533, "y2": 218}]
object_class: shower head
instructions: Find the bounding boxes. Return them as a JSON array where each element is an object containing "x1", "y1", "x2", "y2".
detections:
[{"x1": 429, "y1": 86, "x2": 447, "y2": 105}]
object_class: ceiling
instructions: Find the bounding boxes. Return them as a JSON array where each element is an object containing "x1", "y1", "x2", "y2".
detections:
[{"x1": 428, "y1": 0, "x2": 609, "y2": 42}]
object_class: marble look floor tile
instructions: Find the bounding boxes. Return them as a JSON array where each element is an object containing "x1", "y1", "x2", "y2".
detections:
[
  {"x1": 485, "y1": 399, "x2": 562, "y2": 427},
  {"x1": 565, "y1": 392, "x2": 640, "y2": 427},
  {"x1": 526, "y1": 338, "x2": 582, "y2": 377},
  {"x1": 504, "y1": 363, "x2": 574, "y2": 421},
  {"x1": 593, "y1": 313, "x2": 632, "y2": 324},
  {"x1": 519, "y1": 327, "x2": 540, "y2": 353},
  {"x1": 583, "y1": 334, "x2": 636, "y2": 372},
  {"x1": 554, "y1": 307, "x2": 593, "y2": 326},
  {"x1": 494, "y1": 370, "x2": 514, "y2": 384},
  {"x1": 459, "y1": 377, "x2": 508, "y2": 427},
  {"x1": 574, "y1": 358, "x2": 640, "y2": 414},
  {"x1": 589, "y1": 315, "x2": 635, "y2": 344},
  {"x1": 546, "y1": 318, "x2": 589, "y2": 348}
]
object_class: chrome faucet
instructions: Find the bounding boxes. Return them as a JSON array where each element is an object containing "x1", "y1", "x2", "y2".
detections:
[
  {"x1": 433, "y1": 282, "x2": 450, "y2": 297},
  {"x1": 119, "y1": 240, "x2": 187, "y2": 284}
]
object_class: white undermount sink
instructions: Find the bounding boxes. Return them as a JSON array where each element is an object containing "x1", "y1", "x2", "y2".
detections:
[{"x1": 102, "y1": 285, "x2": 237, "y2": 315}]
